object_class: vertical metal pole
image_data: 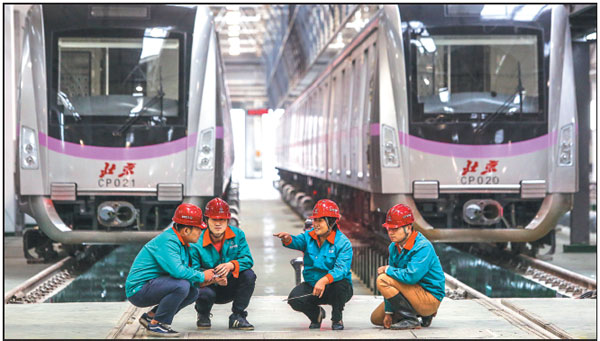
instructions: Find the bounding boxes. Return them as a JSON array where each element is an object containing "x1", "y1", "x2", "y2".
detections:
[{"x1": 570, "y1": 41, "x2": 591, "y2": 246}]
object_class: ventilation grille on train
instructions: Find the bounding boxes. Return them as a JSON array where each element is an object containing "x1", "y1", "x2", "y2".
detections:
[
  {"x1": 51, "y1": 183, "x2": 77, "y2": 201},
  {"x1": 520, "y1": 180, "x2": 546, "y2": 199},
  {"x1": 157, "y1": 184, "x2": 183, "y2": 201}
]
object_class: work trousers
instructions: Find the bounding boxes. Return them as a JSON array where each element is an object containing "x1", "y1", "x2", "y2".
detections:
[
  {"x1": 287, "y1": 280, "x2": 353, "y2": 322},
  {"x1": 128, "y1": 276, "x2": 199, "y2": 325},
  {"x1": 195, "y1": 269, "x2": 257, "y2": 316},
  {"x1": 370, "y1": 273, "x2": 441, "y2": 326}
]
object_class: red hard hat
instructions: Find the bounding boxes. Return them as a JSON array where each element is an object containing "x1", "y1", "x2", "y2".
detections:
[
  {"x1": 172, "y1": 203, "x2": 206, "y2": 228},
  {"x1": 382, "y1": 204, "x2": 414, "y2": 229},
  {"x1": 309, "y1": 199, "x2": 341, "y2": 219},
  {"x1": 205, "y1": 197, "x2": 231, "y2": 219}
]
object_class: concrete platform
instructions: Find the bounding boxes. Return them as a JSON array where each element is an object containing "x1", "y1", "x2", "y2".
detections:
[
  {"x1": 5, "y1": 302, "x2": 130, "y2": 339},
  {"x1": 500, "y1": 298, "x2": 596, "y2": 339},
  {"x1": 5, "y1": 295, "x2": 595, "y2": 339}
]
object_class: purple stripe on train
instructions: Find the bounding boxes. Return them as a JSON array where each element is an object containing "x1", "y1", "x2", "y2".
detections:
[
  {"x1": 398, "y1": 130, "x2": 558, "y2": 158},
  {"x1": 39, "y1": 132, "x2": 198, "y2": 160},
  {"x1": 215, "y1": 126, "x2": 224, "y2": 139}
]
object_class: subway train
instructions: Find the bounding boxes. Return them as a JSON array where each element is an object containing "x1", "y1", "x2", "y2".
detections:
[
  {"x1": 16, "y1": 5, "x2": 235, "y2": 256},
  {"x1": 275, "y1": 5, "x2": 577, "y2": 251}
]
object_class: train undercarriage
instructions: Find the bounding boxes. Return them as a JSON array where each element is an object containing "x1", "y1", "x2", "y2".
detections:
[{"x1": 276, "y1": 169, "x2": 555, "y2": 256}]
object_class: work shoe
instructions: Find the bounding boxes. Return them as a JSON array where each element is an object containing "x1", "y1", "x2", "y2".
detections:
[
  {"x1": 391, "y1": 318, "x2": 421, "y2": 329},
  {"x1": 229, "y1": 312, "x2": 254, "y2": 330},
  {"x1": 146, "y1": 322, "x2": 181, "y2": 337},
  {"x1": 387, "y1": 293, "x2": 421, "y2": 330},
  {"x1": 138, "y1": 312, "x2": 153, "y2": 330},
  {"x1": 309, "y1": 307, "x2": 326, "y2": 329},
  {"x1": 332, "y1": 320, "x2": 344, "y2": 330},
  {"x1": 196, "y1": 313, "x2": 212, "y2": 329},
  {"x1": 420, "y1": 313, "x2": 436, "y2": 327}
]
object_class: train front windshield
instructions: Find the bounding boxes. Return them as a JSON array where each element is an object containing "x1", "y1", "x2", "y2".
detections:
[
  {"x1": 47, "y1": 26, "x2": 189, "y2": 147},
  {"x1": 58, "y1": 35, "x2": 180, "y2": 119},
  {"x1": 408, "y1": 29, "x2": 546, "y2": 144},
  {"x1": 414, "y1": 34, "x2": 540, "y2": 115}
]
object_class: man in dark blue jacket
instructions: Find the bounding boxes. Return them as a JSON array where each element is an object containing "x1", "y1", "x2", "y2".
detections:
[
  {"x1": 126, "y1": 203, "x2": 215, "y2": 337},
  {"x1": 274, "y1": 199, "x2": 353, "y2": 330},
  {"x1": 370, "y1": 204, "x2": 445, "y2": 330}
]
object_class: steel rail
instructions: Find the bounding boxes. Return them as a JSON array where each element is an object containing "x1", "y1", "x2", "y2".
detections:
[
  {"x1": 4, "y1": 256, "x2": 73, "y2": 304},
  {"x1": 518, "y1": 254, "x2": 596, "y2": 290},
  {"x1": 445, "y1": 273, "x2": 572, "y2": 339}
]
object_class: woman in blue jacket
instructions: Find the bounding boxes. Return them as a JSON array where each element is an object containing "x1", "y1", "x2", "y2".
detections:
[{"x1": 274, "y1": 199, "x2": 353, "y2": 330}]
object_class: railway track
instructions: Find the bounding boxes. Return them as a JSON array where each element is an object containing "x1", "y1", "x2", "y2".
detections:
[
  {"x1": 4, "y1": 245, "x2": 115, "y2": 304},
  {"x1": 4, "y1": 256, "x2": 75, "y2": 304},
  {"x1": 464, "y1": 244, "x2": 597, "y2": 299}
]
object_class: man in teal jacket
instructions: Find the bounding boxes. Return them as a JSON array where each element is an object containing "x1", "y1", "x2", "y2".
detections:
[
  {"x1": 190, "y1": 198, "x2": 256, "y2": 330},
  {"x1": 274, "y1": 199, "x2": 353, "y2": 330},
  {"x1": 370, "y1": 204, "x2": 445, "y2": 330},
  {"x1": 126, "y1": 203, "x2": 215, "y2": 337}
]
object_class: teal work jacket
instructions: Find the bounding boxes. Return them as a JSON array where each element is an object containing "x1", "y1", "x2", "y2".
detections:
[
  {"x1": 283, "y1": 229, "x2": 353, "y2": 286},
  {"x1": 190, "y1": 225, "x2": 254, "y2": 278},
  {"x1": 384, "y1": 231, "x2": 445, "y2": 312},
  {"x1": 125, "y1": 227, "x2": 206, "y2": 297}
]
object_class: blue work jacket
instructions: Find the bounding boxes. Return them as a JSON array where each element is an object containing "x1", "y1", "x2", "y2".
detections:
[
  {"x1": 125, "y1": 227, "x2": 206, "y2": 297},
  {"x1": 283, "y1": 228, "x2": 353, "y2": 286},
  {"x1": 190, "y1": 225, "x2": 254, "y2": 278},
  {"x1": 384, "y1": 231, "x2": 445, "y2": 312}
]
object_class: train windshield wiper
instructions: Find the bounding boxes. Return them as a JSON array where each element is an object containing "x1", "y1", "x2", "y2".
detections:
[
  {"x1": 57, "y1": 91, "x2": 81, "y2": 122},
  {"x1": 112, "y1": 90, "x2": 165, "y2": 137},
  {"x1": 475, "y1": 62, "x2": 524, "y2": 134}
]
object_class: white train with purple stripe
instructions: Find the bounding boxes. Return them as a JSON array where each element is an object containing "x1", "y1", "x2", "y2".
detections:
[
  {"x1": 275, "y1": 5, "x2": 576, "y2": 250},
  {"x1": 16, "y1": 5, "x2": 234, "y2": 248}
]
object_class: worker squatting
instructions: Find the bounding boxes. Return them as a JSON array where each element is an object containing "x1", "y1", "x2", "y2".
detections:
[{"x1": 125, "y1": 198, "x2": 445, "y2": 337}]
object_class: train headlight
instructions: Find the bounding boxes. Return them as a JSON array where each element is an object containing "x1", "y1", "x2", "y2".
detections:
[
  {"x1": 381, "y1": 124, "x2": 400, "y2": 167},
  {"x1": 21, "y1": 126, "x2": 39, "y2": 169},
  {"x1": 197, "y1": 128, "x2": 214, "y2": 170},
  {"x1": 558, "y1": 123, "x2": 574, "y2": 166}
]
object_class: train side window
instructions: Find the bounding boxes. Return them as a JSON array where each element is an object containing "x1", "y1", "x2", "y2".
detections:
[
  {"x1": 300, "y1": 100, "x2": 307, "y2": 168},
  {"x1": 307, "y1": 96, "x2": 312, "y2": 171},
  {"x1": 329, "y1": 75, "x2": 338, "y2": 175},
  {"x1": 350, "y1": 58, "x2": 359, "y2": 178},
  {"x1": 290, "y1": 107, "x2": 297, "y2": 167},
  {"x1": 344, "y1": 60, "x2": 355, "y2": 177},
  {"x1": 320, "y1": 82, "x2": 329, "y2": 174},
  {"x1": 364, "y1": 42, "x2": 377, "y2": 176},
  {"x1": 335, "y1": 69, "x2": 345, "y2": 175},
  {"x1": 355, "y1": 47, "x2": 368, "y2": 179},
  {"x1": 314, "y1": 90, "x2": 318, "y2": 171}
]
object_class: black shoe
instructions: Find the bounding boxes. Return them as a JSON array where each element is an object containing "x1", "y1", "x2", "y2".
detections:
[
  {"x1": 387, "y1": 293, "x2": 421, "y2": 330},
  {"x1": 309, "y1": 307, "x2": 326, "y2": 329},
  {"x1": 139, "y1": 312, "x2": 153, "y2": 330},
  {"x1": 196, "y1": 313, "x2": 212, "y2": 329},
  {"x1": 332, "y1": 320, "x2": 344, "y2": 330},
  {"x1": 420, "y1": 313, "x2": 435, "y2": 327},
  {"x1": 229, "y1": 312, "x2": 254, "y2": 330},
  {"x1": 391, "y1": 318, "x2": 421, "y2": 330}
]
